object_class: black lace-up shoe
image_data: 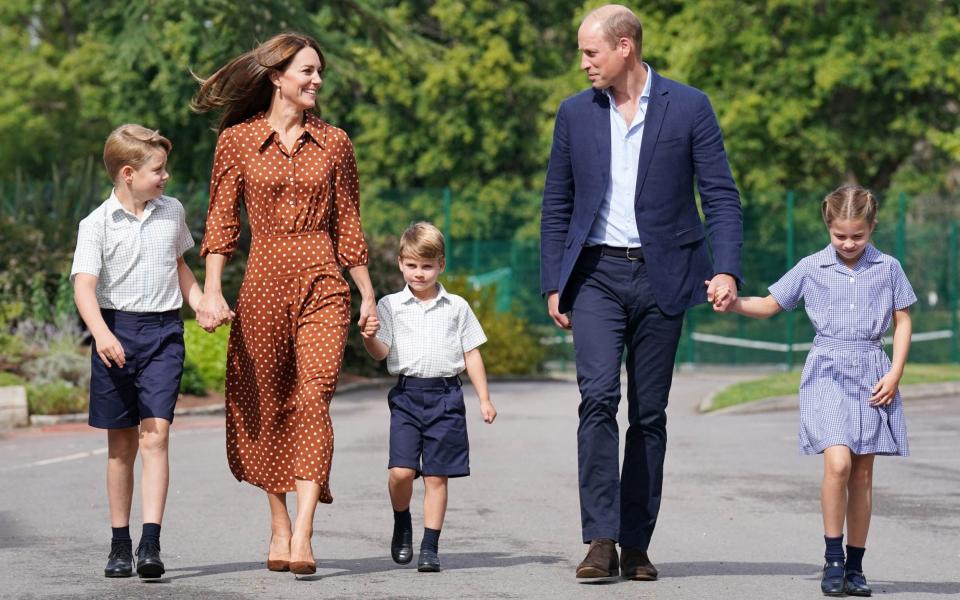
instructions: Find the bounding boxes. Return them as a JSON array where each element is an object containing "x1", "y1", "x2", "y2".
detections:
[
  {"x1": 821, "y1": 560, "x2": 845, "y2": 596},
  {"x1": 417, "y1": 548, "x2": 441, "y2": 572},
  {"x1": 391, "y1": 522, "x2": 413, "y2": 564},
  {"x1": 135, "y1": 540, "x2": 165, "y2": 578},
  {"x1": 104, "y1": 541, "x2": 133, "y2": 578},
  {"x1": 844, "y1": 569, "x2": 873, "y2": 597}
]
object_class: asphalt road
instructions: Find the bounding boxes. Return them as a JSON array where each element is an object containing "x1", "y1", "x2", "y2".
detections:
[{"x1": 1, "y1": 372, "x2": 958, "y2": 599}]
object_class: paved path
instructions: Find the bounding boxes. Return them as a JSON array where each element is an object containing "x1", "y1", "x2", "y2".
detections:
[{"x1": 1, "y1": 372, "x2": 958, "y2": 599}]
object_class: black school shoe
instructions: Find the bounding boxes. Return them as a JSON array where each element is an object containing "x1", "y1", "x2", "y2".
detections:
[
  {"x1": 844, "y1": 569, "x2": 873, "y2": 597},
  {"x1": 104, "y1": 541, "x2": 134, "y2": 577},
  {"x1": 821, "y1": 560, "x2": 845, "y2": 596},
  {"x1": 417, "y1": 548, "x2": 441, "y2": 572},
  {"x1": 135, "y1": 540, "x2": 165, "y2": 578},
  {"x1": 391, "y1": 522, "x2": 413, "y2": 565}
]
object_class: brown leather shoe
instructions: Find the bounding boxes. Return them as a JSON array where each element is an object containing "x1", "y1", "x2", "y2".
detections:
[
  {"x1": 576, "y1": 539, "x2": 619, "y2": 579},
  {"x1": 620, "y1": 546, "x2": 658, "y2": 581}
]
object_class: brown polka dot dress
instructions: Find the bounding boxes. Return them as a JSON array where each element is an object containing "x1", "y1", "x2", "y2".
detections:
[{"x1": 200, "y1": 112, "x2": 368, "y2": 501}]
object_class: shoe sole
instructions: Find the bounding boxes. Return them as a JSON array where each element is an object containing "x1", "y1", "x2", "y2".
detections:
[
  {"x1": 392, "y1": 554, "x2": 413, "y2": 565},
  {"x1": 137, "y1": 564, "x2": 164, "y2": 579},
  {"x1": 104, "y1": 570, "x2": 133, "y2": 578},
  {"x1": 576, "y1": 566, "x2": 620, "y2": 582},
  {"x1": 417, "y1": 565, "x2": 441, "y2": 573},
  {"x1": 624, "y1": 573, "x2": 658, "y2": 581}
]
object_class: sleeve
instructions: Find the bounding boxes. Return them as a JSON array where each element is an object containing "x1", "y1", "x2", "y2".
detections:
[
  {"x1": 767, "y1": 260, "x2": 806, "y2": 311},
  {"x1": 70, "y1": 214, "x2": 103, "y2": 282},
  {"x1": 459, "y1": 301, "x2": 487, "y2": 353},
  {"x1": 200, "y1": 127, "x2": 243, "y2": 258},
  {"x1": 175, "y1": 200, "x2": 195, "y2": 257},
  {"x1": 692, "y1": 92, "x2": 744, "y2": 286},
  {"x1": 540, "y1": 100, "x2": 574, "y2": 295},
  {"x1": 891, "y1": 259, "x2": 917, "y2": 310},
  {"x1": 375, "y1": 296, "x2": 394, "y2": 349},
  {"x1": 329, "y1": 133, "x2": 369, "y2": 268}
]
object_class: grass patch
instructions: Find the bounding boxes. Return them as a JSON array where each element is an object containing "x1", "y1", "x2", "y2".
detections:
[{"x1": 709, "y1": 363, "x2": 960, "y2": 411}]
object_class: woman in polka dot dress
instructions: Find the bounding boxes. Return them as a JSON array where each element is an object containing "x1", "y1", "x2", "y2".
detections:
[{"x1": 192, "y1": 32, "x2": 378, "y2": 575}]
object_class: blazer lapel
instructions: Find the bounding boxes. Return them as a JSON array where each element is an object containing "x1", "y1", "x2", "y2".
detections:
[
  {"x1": 592, "y1": 89, "x2": 611, "y2": 195},
  {"x1": 635, "y1": 71, "x2": 668, "y2": 201}
]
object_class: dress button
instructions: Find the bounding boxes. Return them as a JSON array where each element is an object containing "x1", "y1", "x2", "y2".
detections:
[
  {"x1": 849, "y1": 304, "x2": 855, "y2": 310},
  {"x1": 849, "y1": 277, "x2": 855, "y2": 283}
]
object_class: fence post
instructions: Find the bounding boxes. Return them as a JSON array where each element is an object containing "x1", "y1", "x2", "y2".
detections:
[
  {"x1": 951, "y1": 220, "x2": 959, "y2": 363},
  {"x1": 895, "y1": 191, "x2": 907, "y2": 262},
  {"x1": 443, "y1": 187, "x2": 452, "y2": 268},
  {"x1": 786, "y1": 190, "x2": 795, "y2": 370}
]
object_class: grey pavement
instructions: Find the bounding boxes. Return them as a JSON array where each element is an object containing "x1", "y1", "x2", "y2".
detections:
[{"x1": 1, "y1": 371, "x2": 958, "y2": 599}]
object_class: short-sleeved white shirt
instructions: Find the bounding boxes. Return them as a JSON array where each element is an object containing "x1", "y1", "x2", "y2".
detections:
[
  {"x1": 70, "y1": 191, "x2": 194, "y2": 312},
  {"x1": 375, "y1": 284, "x2": 487, "y2": 377}
]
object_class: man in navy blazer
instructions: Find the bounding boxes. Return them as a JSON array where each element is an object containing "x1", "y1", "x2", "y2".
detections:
[{"x1": 540, "y1": 4, "x2": 743, "y2": 581}]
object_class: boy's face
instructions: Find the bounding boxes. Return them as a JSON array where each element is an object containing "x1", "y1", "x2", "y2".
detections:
[
  {"x1": 398, "y1": 254, "x2": 444, "y2": 294},
  {"x1": 122, "y1": 149, "x2": 169, "y2": 201}
]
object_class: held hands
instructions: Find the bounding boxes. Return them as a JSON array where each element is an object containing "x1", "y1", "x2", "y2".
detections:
[
  {"x1": 705, "y1": 274, "x2": 738, "y2": 313},
  {"x1": 94, "y1": 331, "x2": 126, "y2": 368},
  {"x1": 197, "y1": 291, "x2": 235, "y2": 333},
  {"x1": 358, "y1": 296, "x2": 380, "y2": 338},
  {"x1": 870, "y1": 371, "x2": 901, "y2": 406}
]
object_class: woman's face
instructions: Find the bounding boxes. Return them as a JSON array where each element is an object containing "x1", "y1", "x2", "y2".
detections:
[{"x1": 274, "y1": 47, "x2": 323, "y2": 111}]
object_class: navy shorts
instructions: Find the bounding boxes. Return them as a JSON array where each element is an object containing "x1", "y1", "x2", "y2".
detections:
[
  {"x1": 88, "y1": 309, "x2": 185, "y2": 429},
  {"x1": 388, "y1": 375, "x2": 470, "y2": 478}
]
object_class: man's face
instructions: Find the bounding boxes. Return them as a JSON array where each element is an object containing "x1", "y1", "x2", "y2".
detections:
[{"x1": 578, "y1": 20, "x2": 625, "y2": 89}]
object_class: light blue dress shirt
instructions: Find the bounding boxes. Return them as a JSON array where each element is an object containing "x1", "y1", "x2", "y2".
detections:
[{"x1": 585, "y1": 64, "x2": 653, "y2": 247}]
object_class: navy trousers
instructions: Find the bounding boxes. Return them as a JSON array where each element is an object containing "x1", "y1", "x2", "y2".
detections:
[{"x1": 569, "y1": 249, "x2": 684, "y2": 548}]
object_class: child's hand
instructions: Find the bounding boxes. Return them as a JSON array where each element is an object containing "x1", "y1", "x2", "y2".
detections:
[
  {"x1": 94, "y1": 332, "x2": 126, "y2": 368},
  {"x1": 480, "y1": 399, "x2": 497, "y2": 424},
  {"x1": 870, "y1": 371, "x2": 901, "y2": 406},
  {"x1": 706, "y1": 281, "x2": 731, "y2": 312},
  {"x1": 360, "y1": 315, "x2": 380, "y2": 338}
]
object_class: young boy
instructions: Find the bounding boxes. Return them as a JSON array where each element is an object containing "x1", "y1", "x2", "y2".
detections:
[
  {"x1": 362, "y1": 222, "x2": 497, "y2": 572},
  {"x1": 71, "y1": 124, "x2": 203, "y2": 579}
]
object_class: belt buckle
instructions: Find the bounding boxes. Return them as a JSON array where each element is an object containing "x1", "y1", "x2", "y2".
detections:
[{"x1": 625, "y1": 247, "x2": 641, "y2": 261}]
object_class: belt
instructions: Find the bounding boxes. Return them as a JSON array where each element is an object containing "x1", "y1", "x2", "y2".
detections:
[
  {"x1": 584, "y1": 245, "x2": 644, "y2": 261},
  {"x1": 397, "y1": 375, "x2": 462, "y2": 390}
]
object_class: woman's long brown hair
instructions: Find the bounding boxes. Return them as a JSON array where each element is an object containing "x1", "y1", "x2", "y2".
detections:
[{"x1": 191, "y1": 32, "x2": 325, "y2": 133}]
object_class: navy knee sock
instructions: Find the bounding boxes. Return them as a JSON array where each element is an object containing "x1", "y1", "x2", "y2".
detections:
[
  {"x1": 141, "y1": 523, "x2": 161, "y2": 547},
  {"x1": 846, "y1": 545, "x2": 865, "y2": 572},
  {"x1": 421, "y1": 528, "x2": 441, "y2": 554},
  {"x1": 824, "y1": 535, "x2": 845, "y2": 563}
]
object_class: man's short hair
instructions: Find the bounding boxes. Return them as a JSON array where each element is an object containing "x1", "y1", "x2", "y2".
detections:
[
  {"x1": 103, "y1": 124, "x2": 172, "y2": 182},
  {"x1": 586, "y1": 5, "x2": 643, "y2": 54},
  {"x1": 399, "y1": 222, "x2": 445, "y2": 260}
]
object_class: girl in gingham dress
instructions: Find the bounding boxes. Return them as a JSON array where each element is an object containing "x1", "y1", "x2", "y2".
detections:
[{"x1": 718, "y1": 185, "x2": 915, "y2": 598}]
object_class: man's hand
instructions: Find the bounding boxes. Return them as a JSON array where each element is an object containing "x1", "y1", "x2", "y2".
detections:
[
  {"x1": 705, "y1": 274, "x2": 737, "y2": 312},
  {"x1": 546, "y1": 291, "x2": 571, "y2": 329}
]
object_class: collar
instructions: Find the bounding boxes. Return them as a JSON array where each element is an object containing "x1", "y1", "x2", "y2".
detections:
[
  {"x1": 399, "y1": 283, "x2": 449, "y2": 306},
  {"x1": 106, "y1": 189, "x2": 160, "y2": 219},
  {"x1": 817, "y1": 243, "x2": 884, "y2": 267},
  {"x1": 251, "y1": 111, "x2": 327, "y2": 152},
  {"x1": 603, "y1": 62, "x2": 654, "y2": 106}
]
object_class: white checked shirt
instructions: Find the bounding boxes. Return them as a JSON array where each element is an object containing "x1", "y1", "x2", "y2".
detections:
[
  {"x1": 375, "y1": 284, "x2": 487, "y2": 377},
  {"x1": 70, "y1": 191, "x2": 194, "y2": 312}
]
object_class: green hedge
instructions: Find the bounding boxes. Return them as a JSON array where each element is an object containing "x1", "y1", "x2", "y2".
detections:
[{"x1": 183, "y1": 320, "x2": 229, "y2": 393}]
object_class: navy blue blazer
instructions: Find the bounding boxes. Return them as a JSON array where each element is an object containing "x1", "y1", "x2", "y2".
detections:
[{"x1": 540, "y1": 70, "x2": 743, "y2": 316}]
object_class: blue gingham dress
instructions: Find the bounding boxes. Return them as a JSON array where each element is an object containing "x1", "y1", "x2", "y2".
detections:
[{"x1": 769, "y1": 244, "x2": 916, "y2": 456}]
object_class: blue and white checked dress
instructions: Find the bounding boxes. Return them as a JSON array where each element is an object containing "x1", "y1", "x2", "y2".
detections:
[{"x1": 769, "y1": 244, "x2": 916, "y2": 456}]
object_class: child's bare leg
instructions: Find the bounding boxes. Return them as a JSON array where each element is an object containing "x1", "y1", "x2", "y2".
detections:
[
  {"x1": 107, "y1": 427, "x2": 139, "y2": 527},
  {"x1": 138, "y1": 418, "x2": 170, "y2": 525},
  {"x1": 267, "y1": 492, "x2": 291, "y2": 563},
  {"x1": 291, "y1": 478, "x2": 320, "y2": 566},
  {"x1": 821, "y1": 445, "x2": 852, "y2": 537},
  {"x1": 389, "y1": 467, "x2": 417, "y2": 511},
  {"x1": 846, "y1": 454, "x2": 875, "y2": 547},
  {"x1": 423, "y1": 476, "x2": 448, "y2": 530}
]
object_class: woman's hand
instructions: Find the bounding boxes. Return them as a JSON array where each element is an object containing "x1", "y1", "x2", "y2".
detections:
[
  {"x1": 357, "y1": 296, "x2": 377, "y2": 336},
  {"x1": 197, "y1": 291, "x2": 234, "y2": 332}
]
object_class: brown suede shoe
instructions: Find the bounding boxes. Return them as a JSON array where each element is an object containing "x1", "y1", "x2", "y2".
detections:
[
  {"x1": 620, "y1": 547, "x2": 658, "y2": 581},
  {"x1": 576, "y1": 539, "x2": 620, "y2": 579}
]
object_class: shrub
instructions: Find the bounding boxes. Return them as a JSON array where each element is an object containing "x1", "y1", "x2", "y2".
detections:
[
  {"x1": 179, "y1": 358, "x2": 208, "y2": 396},
  {"x1": 183, "y1": 320, "x2": 229, "y2": 392},
  {"x1": 22, "y1": 350, "x2": 90, "y2": 388},
  {"x1": 0, "y1": 372, "x2": 25, "y2": 386},
  {"x1": 27, "y1": 380, "x2": 87, "y2": 415}
]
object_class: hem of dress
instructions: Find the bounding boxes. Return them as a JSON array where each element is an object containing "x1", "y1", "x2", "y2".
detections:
[
  {"x1": 232, "y1": 473, "x2": 334, "y2": 502},
  {"x1": 801, "y1": 442, "x2": 909, "y2": 457}
]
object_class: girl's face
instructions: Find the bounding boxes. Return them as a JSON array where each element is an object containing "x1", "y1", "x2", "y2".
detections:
[
  {"x1": 273, "y1": 47, "x2": 323, "y2": 111},
  {"x1": 828, "y1": 218, "x2": 875, "y2": 267}
]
